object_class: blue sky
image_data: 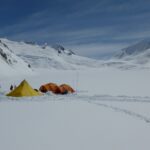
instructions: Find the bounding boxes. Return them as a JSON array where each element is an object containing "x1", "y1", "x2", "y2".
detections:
[{"x1": 0, "y1": 0, "x2": 150, "y2": 58}]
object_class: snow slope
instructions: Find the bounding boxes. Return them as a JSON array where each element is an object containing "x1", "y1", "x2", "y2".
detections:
[
  {"x1": 2, "y1": 38, "x2": 150, "y2": 73},
  {"x1": 0, "y1": 39, "x2": 32, "y2": 76},
  {"x1": 112, "y1": 39, "x2": 150, "y2": 68},
  {"x1": 98, "y1": 40, "x2": 150, "y2": 69},
  {"x1": 115, "y1": 39, "x2": 150, "y2": 58},
  {"x1": 0, "y1": 38, "x2": 100, "y2": 70}
]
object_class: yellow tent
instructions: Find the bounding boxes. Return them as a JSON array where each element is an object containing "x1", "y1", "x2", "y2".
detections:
[{"x1": 6, "y1": 80, "x2": 41, "y2": 97}]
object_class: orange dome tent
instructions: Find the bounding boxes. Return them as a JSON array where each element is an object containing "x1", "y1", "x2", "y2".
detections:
[
  {"x1": 59, "y1": 84, "x2": 75, "y2": 94},
  {"x1": 39, "y1": 83, "x2": 61, "y2": 94},
  {"x1": 59, "y1": 86, "x2": 68, "y2": 95}
]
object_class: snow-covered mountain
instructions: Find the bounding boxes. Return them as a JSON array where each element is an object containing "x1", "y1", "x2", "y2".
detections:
[
  {"x1": 1, "y1": 38, "x2": 150, "y2": 75},
  {"x1": 0, "y1": 39, "x2": 32, "y2": 76},
  {"x1": 0, "y1": 38, "x2": 99, "y2": 71},
  {"x1": 105, "y1": 39, "x2": 150, "y2": 69},
  {"x1": 115, "y1": 39, "x2": 150, "y2": 58},
  {"x1": 114, "y1": 39, "x2": 150, "y2": 65}
]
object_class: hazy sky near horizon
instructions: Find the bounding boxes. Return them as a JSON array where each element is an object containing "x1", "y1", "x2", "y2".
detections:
[{"x1": 0, "y1": 0, "x2": 150, "y2": 58}]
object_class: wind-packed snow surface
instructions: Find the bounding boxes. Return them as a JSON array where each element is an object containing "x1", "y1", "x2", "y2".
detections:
[
  {"x1": 1, "y1": 38, "x2": 150, "y2": 150},
  {"x1": 1, "y1": 68, "x2": 150, "y2": 150}
]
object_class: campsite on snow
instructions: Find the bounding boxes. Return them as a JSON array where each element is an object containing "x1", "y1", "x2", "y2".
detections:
[{"x1": 1, "y1": 38, "x2": 150, "y2": 150}]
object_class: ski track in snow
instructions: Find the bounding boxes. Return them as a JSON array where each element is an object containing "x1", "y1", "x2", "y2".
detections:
[
  {"x1": 75, "y1": 95, "x2": 150, "y2": 123},
  {"x1": 1, "y1": 93, "x2": 150, "y2": 123},
  {"x1": 87, "y1": 101, "x2": 150, "y2": 123}
]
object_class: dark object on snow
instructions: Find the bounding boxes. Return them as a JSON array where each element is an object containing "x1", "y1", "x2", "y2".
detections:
[
  {"x1": 10, "y1": 85, "x2": 13, "y2": 91},
  {"x1": 34, "y1": 89, "x2": 38, "y2": 92},
  {"x1": 28, "y1": 64, "x2": 31, "y2": 68}
]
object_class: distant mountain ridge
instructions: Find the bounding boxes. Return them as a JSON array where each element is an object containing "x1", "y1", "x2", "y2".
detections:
[
  {"x1": 51, "y1": 44, "x2": 75, "y2": 55},
  {"x1": 103, "y1": 39, "x2": 150, "y2": 69},
  {"x1": 1, "y1": 38, "x2": 150, "y2": 76},
  {"x1": 115, "y1": 39, "x2": 150, "y2": 58},
  {"x1": 0, "y1": 38, "x2": 100, "y2": 75}
]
